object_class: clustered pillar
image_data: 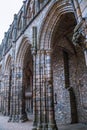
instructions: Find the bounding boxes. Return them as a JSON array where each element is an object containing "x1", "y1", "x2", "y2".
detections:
[
  {"x1": 32, "y1": 25, "x2": 58, "y2": 130},
  {"x1": 46, "y1": 50, "x2": 58, "y2": 130},
  {"x1": 32, "y1": 49, "x2": 58, "y2": 130}
]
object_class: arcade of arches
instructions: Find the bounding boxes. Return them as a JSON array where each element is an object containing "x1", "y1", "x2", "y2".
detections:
[{"x1": 0, "y1": 0, "x2": 87, "y2": 130}]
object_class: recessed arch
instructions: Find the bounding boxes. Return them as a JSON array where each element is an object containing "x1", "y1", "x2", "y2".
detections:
[
  {"x1": 38, "y1": 0, "x2": 80, "y2": 125},
  {"x1": 17, "y1": 11, "x2": 23, "y2": 32},
  {"x1": 16, "y1": 37, "x2": 31, "y2": 67},
  {"x1": 16, "y1": 36, "x2": 33, "y2": 120},
  {"x1": 5, "y1": 54, "x2": 11, "y2": 73},
  {"x1": 39, "y1": 0, "x2": 74, "y2": 49}
]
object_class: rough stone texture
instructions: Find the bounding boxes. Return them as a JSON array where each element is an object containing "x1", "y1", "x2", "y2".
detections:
[{"x1": 0, "y1": 0, "x2": 87, "y2": 129}]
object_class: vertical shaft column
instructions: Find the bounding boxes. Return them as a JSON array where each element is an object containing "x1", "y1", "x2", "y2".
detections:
[
  {"x1": 8, "y1": 14, "x2": 17, "y2": 122},
  {"x1": 41, "y1": 50, "x2": 48, "y2": 130},
  {"x1": 8, "y1": 70, "x2": 12, "y2": 116},
  {"x1": 73, "y1": 0, "x2": 82, "y2": 22},
  {"x1": 15, "y1": 66, "x2": 20, "y2": 122},
  {"x1": 46, "y1": 50, "x2": 58, "y2": 130},
  {"x1": 22, "y1": 1, "x2": 26, "y2": 31},
  {"x1": 2, "y1": 34, "x2": 7, "y2": 116},
  {"x1": 3, "y1": 74, "x2": 6, "y2": 116},
  {"x1": 37, "y1": 50, "x2": 43, "y2": 130},
  {"x1": 32, "y1": 52, "x2": 38, "y2": 130},
  {"x1": 5, "y1": 73, "x2": 9, "y2": 116},
  {"x1": 8, "y1": 63, "x2": 14, "y2": 122},
  {"x1": 32, "y1": 26, "x2": 38, "y2": 130},
  {"x1": 18, "y1": 66, "x2": 27, "y2": 122}
]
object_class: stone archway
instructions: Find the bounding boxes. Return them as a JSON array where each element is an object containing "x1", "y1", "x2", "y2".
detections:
[
  {"x1": 51, "y1": 12, "x2": 78, "y2": 124},
  {"x1": 23, "y1": 47, "x2": 33, "y2": 120},
  {"x1": 38, "y1": 0, "x2": 87, "y2": 128},
  {"x1": 16, "y1": 37, "x2": 33, "y2": 122},
  {"x1": 4, "y1": 55, "x2": 12, "y2": 116}
]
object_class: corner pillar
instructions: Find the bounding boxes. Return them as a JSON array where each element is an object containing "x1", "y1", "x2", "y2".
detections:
[
  {"x1": 32, "y1": 49, "x2": 38, "y2": 130},
  {"x1": 4, "y1": 73, "x2": 10, "y2": 116},
  {"x1": 46, "y1": 49, "x2": 58, "y2": 130},
  {"x1": 16, "y1": 65, "x2": 28, "y2": 122}
]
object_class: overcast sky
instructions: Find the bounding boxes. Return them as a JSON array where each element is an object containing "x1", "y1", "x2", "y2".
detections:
[{"x1": 0, "y1": 0, "x2": 23, "y2": 44}]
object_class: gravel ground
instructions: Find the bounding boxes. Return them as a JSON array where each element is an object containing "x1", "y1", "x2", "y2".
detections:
[{"x1": 0, "y1": 115, "x2": 87, "y2": 130}]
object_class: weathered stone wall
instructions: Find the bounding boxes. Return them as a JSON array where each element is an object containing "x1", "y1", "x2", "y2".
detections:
[
  {"x1": 0, "y1": 0, "x2": 87, "y2": 128},
  {"x1": 52, "y1": 48, "x2": 71, "y2": 125},
  {"x1": 52, "y1": 36, "x2": 87, "y2": 125},
  {"x1": 52, "y1": 38, "x2": 74, "y2": 125},
  {"x1": 52, "y1": 35, "x2": 85, "y2": 124},
  {"x1": 75, "y1": 47, "x2": 87, "y2": 123}
]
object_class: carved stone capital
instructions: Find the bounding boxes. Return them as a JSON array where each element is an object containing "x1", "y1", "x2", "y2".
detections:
[
  {"x1": 72, "y1": 18, "x2": 87, "y2": 49},
  {"x1": 46, "y1": 49, "x2": 53, "y2": 56},
  {"x1": 31, "y1": 47, "x2": 37, "y2": 55}
]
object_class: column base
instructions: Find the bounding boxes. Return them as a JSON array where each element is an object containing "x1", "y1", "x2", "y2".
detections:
[
  {"x1": 37, "y1": 123, "x2": 42, "y2": 130},
  {"x1": 48, "y1": 123, "x2": 58, "y2": 130},
  {"x1": 15, "y1": 115, "x2": 20, "y2": 122},
  {"x1": 42, "y1": 123, "x2": 48, "y2": 130},
  {"x1": 32, "y1": 126, "x2": 37, "y2": 130},
  {"x1": 8, "y1": 115, "x2": 12, "y2": 122},
  {"x1": 8, "y1": 115, "x2": 16, "y2": 122},
  {"x1": 20, "y1": 113, "x2": 28, "y2": 122},
  {"x1": 32, "y1": 121, "x2": 37, "y2": 130},
  {"x1": 3, "y1": 111, "x2": 6, "y2": 116}
]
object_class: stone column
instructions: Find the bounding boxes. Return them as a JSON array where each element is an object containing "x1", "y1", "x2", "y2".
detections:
[
  {"x1": 35, "y1": 0, "x2": 38, "y2": 14},
  {"x1": 22, "y1": 0, "x2": 26, "y2": 31},
  {"x1": 15, "y1": 66, "x2": 20, "y2": 122},
  {"x1": 46, "y1": 50, "x2": 58, "y2": 130},
  {"x1": 41, "y1": 50, "x2": 48, "y2": 130},
  {"x1": 4, "y1": 73, "x2": 10, "y2": 116},
  {"x1": 11, "y1": 63, "x2": 16, "y2": 122},
  {"x1": 1, "y1": 34, "x2": 7, "y2": 116},
  {"x1": 3, "y1": 74, "x2": 6, "y2": 116},
  {"x1": 8, "y1": 64, "x2": 14, "y2": 122},
  {"x1": 32, "y1": 26, "x2": 38, "y2": 130},
  {"x1": 8, "y1": 14, "x2": 17, "y2": 122},
  {"x1": 37, "y1": 50, "x2": 43, "y2": 130},
  {"x1": 19, "y1": 66, "x2": 28, "y2": 122},
  {"x1": 73, "y1": 0, "x2": 82, "y2": 22},
  {"x1": 32, "y1": 49, "x2": 38, "y2": 130}
]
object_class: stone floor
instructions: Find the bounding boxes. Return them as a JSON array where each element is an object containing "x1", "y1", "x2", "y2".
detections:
[
  {"x1": 0, "y1": 115, "x2": 87, "y2": 130},
  {"x1": 58, "y1": 123, "x2": 87, "y2": 130}
]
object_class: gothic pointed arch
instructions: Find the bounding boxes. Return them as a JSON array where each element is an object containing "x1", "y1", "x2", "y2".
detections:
[
  {"x1": 5, "y1": 54, "x2": 11, "y2": 73},
  {"x1": 26, "y1": 0, "x2": 35, "y2": 25},
  {"x1": 16, "y1": 36, "x2": 33, "y2": 121},
  {"x1": 17, "y1": 11, "x2": 23, "y2": 35},
  {"x1": 38, "y1": 0, "x2": 83, "y2": 125},
  {"x1": 16, "y1": 37, "x2": 31, "y2": 67},
  {"x1": 4, "y1": 54, "x2": 12, "y2": 116},
  {"x1": 39, "y1": 0, "x2": 74, "y2": 49}
]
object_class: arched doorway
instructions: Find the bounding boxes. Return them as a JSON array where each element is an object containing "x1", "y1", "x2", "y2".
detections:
[
  {"x1": 38, "y1": 0, "x2": 86, "y2": 126},
  {"x1": 51, "y1": 12, "x2": 78, "y2": 124},
  {"x1": 4, "y1": 55, "x2": 12, "y2": 116},
  {"x1": 23, "y1": 47, "x2": 33, "y2": 120},
  {"x1": 16, "y1": 37, "x2": 33, "y2": 121}
]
